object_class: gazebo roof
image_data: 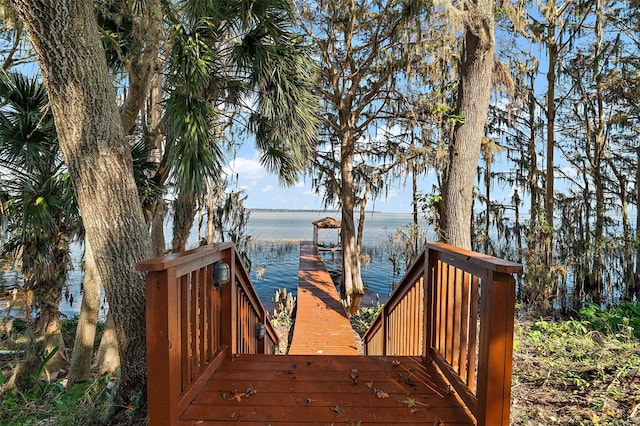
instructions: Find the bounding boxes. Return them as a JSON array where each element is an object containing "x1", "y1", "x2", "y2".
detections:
[{"x1": 312, "y1": 217, "x2": 341, "y2": 229}]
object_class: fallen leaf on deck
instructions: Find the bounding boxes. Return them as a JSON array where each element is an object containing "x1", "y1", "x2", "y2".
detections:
[
  {"x1": 245, "y1": 386, "x2": 257, "y2": 397},
  {"x1": 402, "y1": 397, "x2": 417, "y2": 408},
  {"x1": 375, "y1": 389, "x2": 389, "y2": 398}
]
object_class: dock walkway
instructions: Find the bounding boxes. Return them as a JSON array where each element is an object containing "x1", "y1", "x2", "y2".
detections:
[{"x1": 287, "y1": 241, "x2": 359, "y2": 355}]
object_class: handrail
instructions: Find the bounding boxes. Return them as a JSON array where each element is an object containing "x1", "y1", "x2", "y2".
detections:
[
  {"x1": 363, "y1": 242, "x2": 522, "y2": 426},
  {"x1": 137, "y1": 243, "x2": 279, "y2": 426}
]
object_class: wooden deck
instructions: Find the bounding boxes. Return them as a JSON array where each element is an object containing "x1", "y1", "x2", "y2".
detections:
[
  {"x1": 181, "y1": 354, "x2": 474, "y2": 425},
  {"x1": 140, "y1": 241, "x2": 522, "y2": 426},
  {"x1": 288, "y1": 241, "x2": 358, "y2": 355}
]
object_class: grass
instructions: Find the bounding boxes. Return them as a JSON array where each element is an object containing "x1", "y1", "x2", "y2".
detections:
[
  {"x1": 0, "y1": 316, "x2": 117, "y2": 425},
  {"x1": 1, "y1": 373, "x2": 116, "y2": 425}
]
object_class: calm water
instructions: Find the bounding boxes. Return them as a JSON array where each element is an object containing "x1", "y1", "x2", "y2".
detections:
[
  {"x1": 1, "y1": 210, "x2": 425, "y2": 317},
  {"x1": 242, "y1": 211, "x2": 424, "y2": 312}
]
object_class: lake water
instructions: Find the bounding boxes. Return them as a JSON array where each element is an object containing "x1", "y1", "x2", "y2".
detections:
[
  {"x1": 241, "y1": 211, "x2": 425, "y2": 312},
  {"x1": 1, "y1": 210, "x2": 425, "y2": 318}
]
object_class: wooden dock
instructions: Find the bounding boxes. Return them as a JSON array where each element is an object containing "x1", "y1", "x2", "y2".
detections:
[{"x1": 288, "y1": 242, "x2": 358, "y2": 355}]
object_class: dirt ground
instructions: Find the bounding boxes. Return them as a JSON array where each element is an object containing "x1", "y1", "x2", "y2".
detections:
[{"x1": 509, "y1": 321, "x2": 640, "y2": 425}]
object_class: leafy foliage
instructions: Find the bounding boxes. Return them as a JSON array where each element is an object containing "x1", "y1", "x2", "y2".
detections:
[
  {"x1": 579, "y1": 302, "x2": 640, "y2": 338},
  {"x1": 1, "y1": 316, "x2": 115, "y2": 425},
  {"x1": 512, "y1": 304, "x2": 640, "y2": 424},
  {"x1": 350, "y1": 302, "x2": 383, "y2": 337}
]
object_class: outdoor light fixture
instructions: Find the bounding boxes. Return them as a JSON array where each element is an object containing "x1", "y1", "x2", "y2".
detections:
[
  {"x1": 256, "y1": 322, "x2": 265, "y2": 340},
  {"x1": 213, "y1": 261, "x2": 230, "y2": 287}
]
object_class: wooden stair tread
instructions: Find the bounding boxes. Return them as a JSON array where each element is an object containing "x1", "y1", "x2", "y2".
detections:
[{"x1": 180, "y1": 354, "x2": 475, "y2": 424}]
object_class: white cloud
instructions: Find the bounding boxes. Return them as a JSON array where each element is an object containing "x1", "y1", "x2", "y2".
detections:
[
  {"x1": 224, "y1": 157, "x2": 266, "y2": 180},
  {"x1": 262, "y1": 185, "x2": 274, "y2": 193},
  {"x1": 386, "y1": 188, "x2": 400, "y2": 200}
]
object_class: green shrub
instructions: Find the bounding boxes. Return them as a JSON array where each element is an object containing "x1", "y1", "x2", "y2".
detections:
[
  {"x1": 579, "y1": 301, "x2": 640, "y2": 337},
  {"x1": 350, "y1": 303, "x2": 383, "y2": 336}
]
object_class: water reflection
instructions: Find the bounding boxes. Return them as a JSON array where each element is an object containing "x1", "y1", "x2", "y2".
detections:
[{"x1": 246, "y1": 239, "x2": 401, "y2": 313}]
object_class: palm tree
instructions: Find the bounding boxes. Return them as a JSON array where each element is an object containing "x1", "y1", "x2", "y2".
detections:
[
  {"x1": 160, "y1": 0, "x2": 319, "y2": 251},
  {"x1": 0, "y1": 71, "x2": 80, "y2": 378},
  {"x1": 94, "y1": 0, "x2": 319, "y2": 254}
]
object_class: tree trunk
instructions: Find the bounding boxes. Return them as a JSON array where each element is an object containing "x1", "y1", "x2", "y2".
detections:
[
  {"x1": 31, "y1": 232, "x2": 70, "y2": 375},
  {"x1": 544, "y1": 3, "x2": 558, "y2": 268},
  {"x1": 33, "y1": 276, "x2": 65, "y2": 374},
  {"x1": 67, "y1": 238, "x2": 101, "y2": 388},
  {"x1": 527, "y1": 71, "x2": 539, "y2": 230},
  {"x1": 340, "y1": 133, "x2": 364, "y2": 298},
  {"x1": 589, "y1": 0, "x2": 606, "y2": 303},
  {"x1": 13, "y1": 0, "x2": 152, "y2": 416},
  {"x1": 206, "y1": 188, "x2": 216, "y2": 244},
  {"x1": 635, "y1": 146, "x2": 640, "y2": 298},
  {"x1": 609, "y1": 161, "x2": 633, "y2": 300},
  {"x1": 356, "y1": 184, "x2": 370, "y2": 253},
  {"x1": 483, "y1": 148, "x2": 491, "y2": 254},
  {"x1": 151, "y1": 200, "x2": 167, "y2": 256},
  {"x1": 119, "y1": 0, "x2": 162, "y2": 134},
  {"x1": 95, "y1": 310, "x2": 121, "y2": 374},
  {"x1": 148, "y1": 67, "x2": 167, "y2": 257},
  {"x1": 412, "y1": 161, "x2": 418, "y2": 227},
  {"x1": 172, "y1": 190, "x2": 196, "y2": 252},
  {"x1": 442, "y1": 0, "x2": 495, "y2": 249}
]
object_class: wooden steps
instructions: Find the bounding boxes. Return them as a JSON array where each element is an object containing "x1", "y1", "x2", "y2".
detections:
[
  {"x1": 181, "y1": 354, "x2": 475, "y2": 425},
  {"x1": 287, "y1": 242, "x2": 359, "y2": 355}
]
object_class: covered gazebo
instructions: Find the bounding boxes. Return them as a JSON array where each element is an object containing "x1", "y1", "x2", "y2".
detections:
[{"x1": 312, "y1": 217, "x2": 341, "y2": 248}]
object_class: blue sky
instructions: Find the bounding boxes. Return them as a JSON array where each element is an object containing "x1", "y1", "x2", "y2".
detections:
[{"x1": 223, "y1": 145, "x2": 422, "y2": 213}]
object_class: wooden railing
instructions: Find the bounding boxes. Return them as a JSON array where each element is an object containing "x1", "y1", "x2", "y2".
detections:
[
  {"x1": 137, "y1": 242, "x2": 278, "y2": 426},
  {"x1": 364, "y1": 242, "x2": 522, "y2": 426}
]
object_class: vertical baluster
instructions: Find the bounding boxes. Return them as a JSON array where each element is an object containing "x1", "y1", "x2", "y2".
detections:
[
  {"x1": 190, "y1": 271, "x2": 199, "y2": 380},
  {"x1": 452, "y1": 267, "x2": 463, "y2": 371},
  {"x1": 438, "y1": 261, "x2": 447, "y2": 354},
  {"x1": 459, "y1": 271, "x2": 471, "y2": 383},
  {"x1": 180, "y1": 274, "x2": 190, "y2": 390},
  {"x1": 468, "y1": 275, "x2": 480, "y2": 393},
  {"x1": 446, "y1": 262, "x2": 456, "y2": 364},
  {"x1": 198, "y1": 266, "x2": 207, "y2": 367}
]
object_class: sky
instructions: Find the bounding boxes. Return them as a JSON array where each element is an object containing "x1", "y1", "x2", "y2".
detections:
[
  {"x1": 222, "y1": 141, "x2": 519, "y2": 215},
  {"x1": 223, "y1": 144, "x2": 424, "y2": 213}
]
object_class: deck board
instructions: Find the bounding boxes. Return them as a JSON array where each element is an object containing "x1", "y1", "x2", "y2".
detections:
[
  {"x1": 181, "y1": 354, "x2": 475, "y2": 425},
  {"x1": 287, "y1": 242, "x2": 359, "y2": 355}
]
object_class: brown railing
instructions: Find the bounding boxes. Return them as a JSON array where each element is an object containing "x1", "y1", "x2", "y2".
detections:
[
  {"x1": 364, "y1": 242, "x2": 522, "y2": 426},
  {"x1": 137, "y1": 242, "x2": 278, "y2": 426}
]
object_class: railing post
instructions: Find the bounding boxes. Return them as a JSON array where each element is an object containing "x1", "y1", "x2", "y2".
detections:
[
  {"x1": 145, "y1": 268, "x2": 181, "y2": 426},
  {"x1": 382, "y1": 304, "x2": 388, "y2": 356},
  {"x1": 423, "y1": 246, "x2": 436, "y2": 359},
  {"x1": 220, "y1": 247, "x2": 236, "y2": 358},
  {"x1": 475, "y1": 270, "x2": 516, "y2": 426}
]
